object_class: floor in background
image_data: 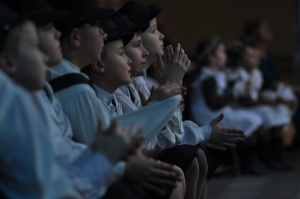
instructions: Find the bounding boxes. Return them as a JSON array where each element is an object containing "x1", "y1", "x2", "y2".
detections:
[{"x1": 207, "y1": 149, "x2": 300, "y2": 199}]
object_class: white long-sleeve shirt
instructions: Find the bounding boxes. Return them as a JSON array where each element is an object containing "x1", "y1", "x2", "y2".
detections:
[
  {"x1": 0, "y1": 71, "x2": 77, "y2": 199},
  {"x1": 40, "y1": 82, "x2": 125, "y2": 198},
  {"x1": 132, "y1": 76, "x2": 211, "y2": 147},
  {"x1": 98, "y1": 83, "x2": 182, "y2": 149},
  {"x1": 47, "y1": 59, "x2": 110, "y2": 145},
  {"x1": 118, "y1": 84, "x2": 142, "y2": 110},
  {"x1": 47, "y1": 59, "x2": 126, "y2": 197}
]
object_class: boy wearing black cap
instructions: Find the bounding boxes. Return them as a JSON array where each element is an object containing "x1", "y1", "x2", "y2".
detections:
[
  {"x1": 83, "y1": 15, "x2": 181, "y2": 118},
  {"x1": 82, "y1": 15, "x2": 187, "y2": 199},
  {"x1": 0, "y1": 0, "x2": 146, "y2": 198},
  {"x1": 0, "y1": 3, "x2": 81, "y2": 198},
  {"x1": 45, "y1": 0, "x2": 114, "y2": 144},
  {"x1": 43, "y1": 0, "x2": 185, "y2": 198},
  {"x1": 82, "y1": 17, "x2": 134, "y2": 117},
  {"x1": 118, "y1": 2, "x2": 248, "y2": 199}
]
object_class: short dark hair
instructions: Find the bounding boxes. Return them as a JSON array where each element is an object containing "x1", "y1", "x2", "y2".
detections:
[
  {"x1": 195, "y1": 36, "x2": 222, "y2": 67},
  {"x1": 226, "y1": 37, "x2": 257, "y2": 67}
]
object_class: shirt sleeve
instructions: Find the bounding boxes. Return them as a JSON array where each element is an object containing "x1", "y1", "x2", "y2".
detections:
[
  {"x1": 156, "y1": 106, "x2": 185, "y2": 148},
  {"x1": 62, "y1": 86, "x2": 110, "y2": 145},
  {"x1": 66, "y1": 149, "x2": 125, "y2": 199},
  {"x1": 181, "y1": 122, "x2": 211, "y2": 145},
  {"x1": 0, "y1": 78, "x2": 78, "y2": 199}
]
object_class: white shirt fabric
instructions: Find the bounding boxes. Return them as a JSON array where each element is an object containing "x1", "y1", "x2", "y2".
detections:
[
  {"x1": 47, "y1": 59, "x2": 110, "y2": 145},
  {"x1": 227, "y1": 67, "x2": 291, "y2": 129},
  {"x1": 190, "y1": 67, "x2": 263, "y2": 137},
  {"x1": 47, "y1": 59, "x2": 126, "y2": 195},
  {"x1": 116, "y1": 95, "x2": 182, "y2": 145},
  {"x1": 131, "y1": 76, "x2": 212, "y2": 147},
  {"x1": 115, "y1": 85, "x2": 158, "y2": 149},
  {"x1": 115, "y1": 86, "x2": 139, "y2": 113},
  {"x1": 93, "y1": 84, "x2": 123, "y2": 117},
  {"x1": 118, "y1": 84, "x2": 142, "y2": 110},
  {"x1": 40, "y1": 82, "x2": 125, "y2": 198},
  {"x1": 0, "y1": 71, "x2": 78, "y2": 199}
]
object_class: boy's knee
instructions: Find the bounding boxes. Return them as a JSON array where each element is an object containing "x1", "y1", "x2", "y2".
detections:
[
  {"x1": 196, "y1": 149, "x2": 208, "y2": 176},
  {"x1": 186, "y1": 157, "x2": 200, "y2": 176}
]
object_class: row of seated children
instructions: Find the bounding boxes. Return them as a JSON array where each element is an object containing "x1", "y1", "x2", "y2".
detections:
[
  {"x1": 185, "y1": 36, "x2": 296, "y2": 174},
  {"x1": 0, "y1": 0, "x2": 246, "y2": 198}
]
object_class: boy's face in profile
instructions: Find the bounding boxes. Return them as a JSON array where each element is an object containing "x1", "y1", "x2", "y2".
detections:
[
  {"x1": 37, "y1": 22, "x2": 62, "y2": 67},
  {"x1": 142, "y1": 18, "x2": 165, "y2": 66},
  {"x1": 6, "y1": 21, "x2": 48, "y2": 91},
  {"x1": 101, "y1": 39, "x2": 132, "y2": 87},
  {"x1": 124, "y1": 33, "x2": 149, "y2": 78}
]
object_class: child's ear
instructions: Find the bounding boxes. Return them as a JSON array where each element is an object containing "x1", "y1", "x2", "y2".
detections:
[
  {"x1": 68, "y1": 28, "x2": 80, "y2": 48},
  {"x1": 91, "y1": 61, "x2": 105, "y2": 74},
  {"x1": 0, "y1": 52, "x2": 17, "y2": 76}
]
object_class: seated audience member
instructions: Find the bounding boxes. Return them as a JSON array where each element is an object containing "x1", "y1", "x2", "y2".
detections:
[
  {"x1": 244, "y1": 19, "x2": 300, "y2": 149},
  {"x1": 0, "y1": 2, "x2": 144, "y2": 198},
  {"x1": 190, "y1": 36, "x2": 270, "y2": 174},
  {"x1": 226, "y1": 39, "x2": 293, "y2": 170}
]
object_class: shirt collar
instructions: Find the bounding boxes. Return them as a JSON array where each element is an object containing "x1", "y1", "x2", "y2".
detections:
[
  {"x1": 132, "y1": 76, "x2": 146, "y2": 85},
  {"x1": 93, "y1": 84, "x2": 116, "y2": 106},
  {"x1": 47, "y1": 59, "x2": 89, "y2": 81}
]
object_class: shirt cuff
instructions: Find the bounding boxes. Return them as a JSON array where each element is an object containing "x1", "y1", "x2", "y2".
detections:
[
  {"x1": 201, "y1": 124, "x2": 211, "y2": 143},
  {"x1": 112, "y1": 161, "x2": 126, "y2": 181}
]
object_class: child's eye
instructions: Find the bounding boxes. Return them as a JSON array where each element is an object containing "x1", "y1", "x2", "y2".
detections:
[
  {"x1": 120, "y1": 51, "x2": 125, "y2": 55},
  {"x1": 152, "y1": 29, "x2": 156, "y2": 33}
]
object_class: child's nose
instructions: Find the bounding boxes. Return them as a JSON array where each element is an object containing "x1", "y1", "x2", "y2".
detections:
[
  {"x1": 128, "y1": 58, "x2": 132, "y2": 65},
  {"x1": 142, "y1": 47, "x2": 149, "y2": 57}
]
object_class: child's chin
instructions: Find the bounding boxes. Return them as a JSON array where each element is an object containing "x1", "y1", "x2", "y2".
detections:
[
  {"x1": 124, "y1": 78, "x2": 132, "y2": 84},
  {"x1": 159, "y1": 49, "x2": 164, "y2": 56}
]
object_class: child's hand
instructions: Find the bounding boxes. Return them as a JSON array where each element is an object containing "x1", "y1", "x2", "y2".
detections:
[
  {"x1": 208, "y1": 113, "x2": 246, "y2": 149},
  {"x1": 138, "y1": 82, "x2": 181, "y2": 106},
  {"x1": 154, "y1": 43, "x2": 191, "y2": 85},
  {"x1": 204, "y1": 143, "x2": 227, "y2": 151},
  {"x1": 124, "y1": 147, "x2": 182, "y2": 196},
  {"x1": 91, "y1": 120, "x2": 144, "y2": 164}
]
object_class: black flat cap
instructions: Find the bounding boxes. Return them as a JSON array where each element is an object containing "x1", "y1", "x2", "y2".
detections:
[
  {"x1": 0, "y1": 3, "x2": 28, "y2": 51},
  {"x1": 46, "y1": 0, "x2": 114, "y2": 38},
  {"x1": 117, "y1": 1, "x2": 162, "y2": 24},
  {"x1": 2, "y1": 0, "x2": 69, "y2": 26},
  {"x1": 102, "y1": 17, "x2": 134, "y2": 46},
  {"x1": 110, "y1": 13, "x2": 149, "y2": 45}
]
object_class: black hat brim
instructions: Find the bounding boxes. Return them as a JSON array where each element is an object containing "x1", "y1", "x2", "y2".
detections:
[
  {"x1": 107, "y1": 31, "x2": 135, "y2": 45},
  {"x1": 143, "y1": 8, "x2": 162, "y2": 23}
]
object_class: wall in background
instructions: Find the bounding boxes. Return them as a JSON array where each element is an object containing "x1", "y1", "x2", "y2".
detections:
[
  {"x1": 98, "y1": 0, "x2": 296, "y2": 81},
  {"x1": 136, "y1": 0, "x2": 294, "y2": 57}
]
